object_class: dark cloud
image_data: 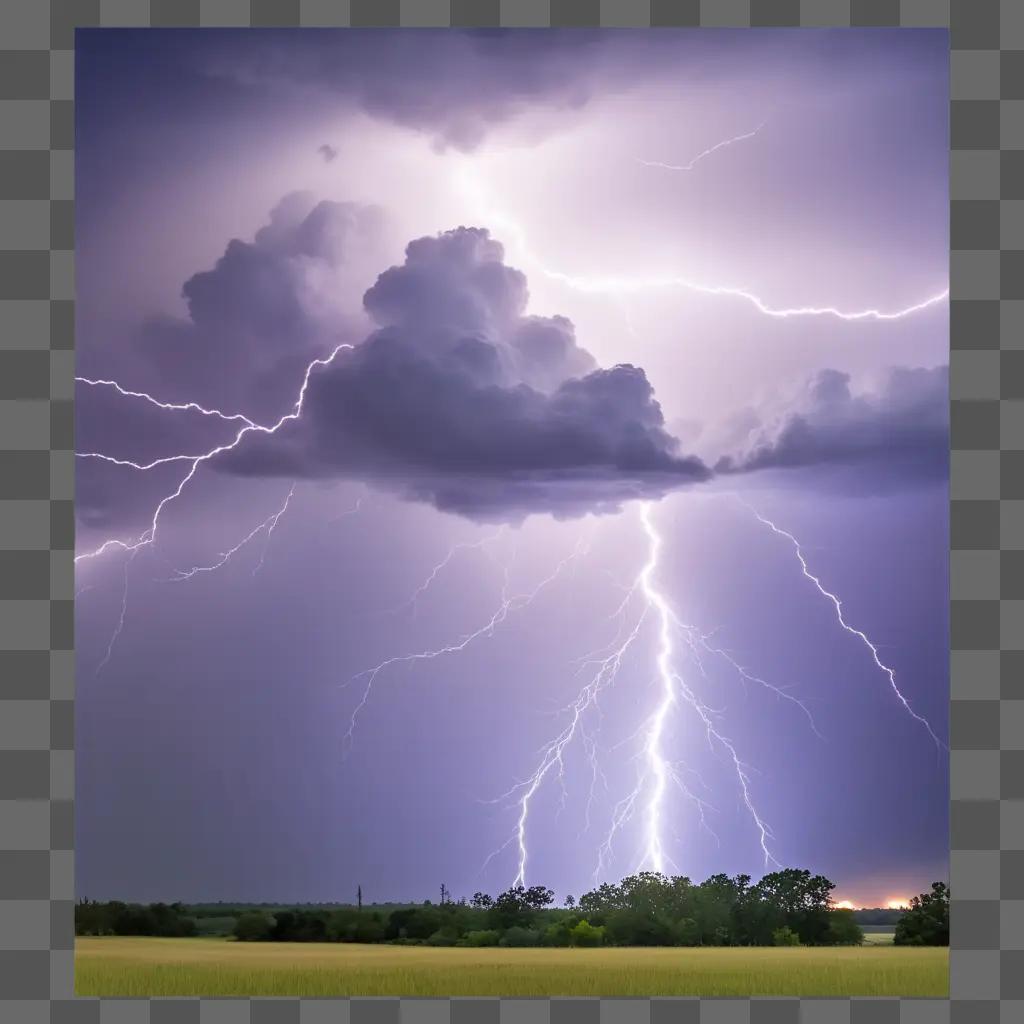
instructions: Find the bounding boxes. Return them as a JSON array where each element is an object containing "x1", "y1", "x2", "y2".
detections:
[
  {"x1": 208, "y1": 30, "x2": 683, "y2": 152},
  {"x1": 220, "y1": 227, "x2": 709, "y2": 522},
  {"x1": 317, "y1": 143, "x2": 338, "y2": 162},
  {"x1": 716, "y1": 364, "x2": 949, "y2": 490}
]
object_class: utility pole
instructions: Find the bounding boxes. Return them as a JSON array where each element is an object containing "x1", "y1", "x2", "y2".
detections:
[{"x1": 357, "y1": 885, "x2": 362, "y2": 912}]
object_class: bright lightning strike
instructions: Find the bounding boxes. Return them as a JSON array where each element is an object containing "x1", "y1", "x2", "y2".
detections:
[
  {"x1": 486, "y1": 499, "x2": 787, "y2": 889},
  {"x1": 74, "y1": 342, "x2": 354, "y2": 566},
  {"x1": 637, "y1": 122, "x2": 766, "y2": 172},
  {"x1": 744, "y1": 502, "x2": 945, "y2": 751},
  {"x1": 454, "y1": 166, "x2": 948, "y2": 322},
  {"x1": 76, "y1": 377, "x2": 257, "y2": 427}
]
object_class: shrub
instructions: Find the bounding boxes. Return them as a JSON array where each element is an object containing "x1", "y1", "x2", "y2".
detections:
[
  {"x1": 772, "y1": 926, "x2": 801, "y2": 947},
  {"x1": 499, "y1": 926, "x2": 541, "y2": 947},
  {"x1": 569, "y1": 920, "x2": 604, "y2": 948},
  {"x1": 426, "y1": 928, "x2": 459, "y2": 947},
  {"x1": 463, "y1": 929, "x2": 501, "y2": 947}
]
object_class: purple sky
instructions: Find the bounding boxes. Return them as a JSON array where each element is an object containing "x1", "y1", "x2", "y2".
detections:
[{"x1": 74, "y1": 28, "x2": 949, "y2": 910}]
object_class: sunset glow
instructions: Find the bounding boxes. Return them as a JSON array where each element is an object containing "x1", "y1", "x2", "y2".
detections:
[{"x1": 887, "y1": 898, "x2": 912, "y2": 910}]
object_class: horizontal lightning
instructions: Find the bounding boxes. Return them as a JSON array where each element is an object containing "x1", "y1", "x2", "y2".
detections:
[
  {"x1": 76, "y1": 377, "x2": 257, "y2": 428},
  {"x1": 454, "y1": 167, "x2": 948, "y2": 322}
]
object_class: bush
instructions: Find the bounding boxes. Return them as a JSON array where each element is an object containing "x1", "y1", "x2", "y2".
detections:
[
  {"x1": 463, "y1": 929, "x2": 501, "y2": 947},
  {"x1": 426, "y1": 928, "x2": 460, "y2": 947},
  {"x1": 772, "y1": 926, "x2": 801, "y2": 947},
  {"x1": 499, "y1": 926, "x2": 541, "y2": 947},
  {"x1": 569, "y1": 920, "x2": 604, "y2": 948},
  {"x1": 543, "y1": 922, "x2": 572, "y2": 947},
  {"x1": 234, "y1": 912, "x2": 273, "y2": 942}
]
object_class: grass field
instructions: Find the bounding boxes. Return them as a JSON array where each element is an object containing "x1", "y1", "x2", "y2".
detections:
[{"x1": 75, "y1": 937, "x2": 947, "y2": 997}]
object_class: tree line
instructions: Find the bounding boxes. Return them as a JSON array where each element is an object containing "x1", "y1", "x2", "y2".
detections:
[{"x1": 73, "y1": 870, "x2": 949, "y2": 948}]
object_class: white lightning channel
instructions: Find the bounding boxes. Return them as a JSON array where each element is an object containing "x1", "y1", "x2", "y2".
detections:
[
  {"x1": 637, "y1": 122, "x2": 766, "y2": 172},
  {"x1": 76, "y1": 377, "x2": 257, "y2": 427},
  {"x1": 391, "y1": 528, "x2": 507, "y2": 617},
  {"x1": 74, "y1": 343, "x2": 354, "y2": 566},
  {"x1": 454, "y1": 166, "x2": 948, "y2": 322},
  {"x1": 165, "y1": 484, "x2": 296, "y2": 581},
  {"x1": 745, "y1": 503, "x2": 945, "y2": 751},
  {"x1": 344, "y1": 535, "x2": 591, "y2": 749}
]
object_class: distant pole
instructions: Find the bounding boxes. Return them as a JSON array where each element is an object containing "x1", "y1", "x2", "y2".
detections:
[{"x1": 357, "y1": 885, "x2": 362, "y2": 912}]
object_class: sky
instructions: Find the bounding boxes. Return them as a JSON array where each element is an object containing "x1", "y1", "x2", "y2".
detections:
[{"x1": 74, "y1": 28, "x2": 949, "y2": 910}]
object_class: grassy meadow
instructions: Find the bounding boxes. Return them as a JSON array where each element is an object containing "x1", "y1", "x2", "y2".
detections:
[{"x1": 76, "y1": 936, "x2": 947, "y2": 998}]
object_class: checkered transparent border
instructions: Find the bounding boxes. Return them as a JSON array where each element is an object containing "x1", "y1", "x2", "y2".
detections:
[{"x1": 0, "y1": 0, "x2": 1020, "y2": 1021}]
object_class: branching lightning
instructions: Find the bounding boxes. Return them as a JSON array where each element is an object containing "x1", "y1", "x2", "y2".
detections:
[
  {"x1": 76, "y1": 137, "x2": 945, "y2": 894},
  {"x1": 344, "y1": 534, "x2": 592, "y2": 749},
  {"x1": 74, "y1": 342, "x2": 354, "y2": 566},
  {"x1": 166, "y1": 484, "x2": 297, "y2": 581},
  {"x1": 743, "y1": 502, "x2": 945, "y2": 751}
]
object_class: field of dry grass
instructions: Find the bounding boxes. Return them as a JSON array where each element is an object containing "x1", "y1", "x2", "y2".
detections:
[{"x1": 76, "y1": 937, "x2": 948, "y2": 997}]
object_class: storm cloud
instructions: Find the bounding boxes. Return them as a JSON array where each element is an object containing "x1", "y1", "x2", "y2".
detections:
[
  {"x1": 132, "y1": 191, "x2": 384, "y2": 422},
  {"x1": 716, "y1": 364, "x2": 949, "y2": 490},
  {"x1": 221, "y1": 227, "x2": 710, "y2": 521}
]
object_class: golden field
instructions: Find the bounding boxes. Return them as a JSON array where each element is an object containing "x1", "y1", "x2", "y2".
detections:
[{"x1": 75, "y1": 937, "x2": 947, "y2": 997}]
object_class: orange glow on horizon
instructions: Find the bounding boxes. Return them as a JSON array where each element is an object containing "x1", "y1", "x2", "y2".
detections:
[
  {"x1": 833, "y1": 899, "x2": 858, "y2": 910},
  {"x1": 886, "y1": 898, "x2": 912, "y2": 910}
]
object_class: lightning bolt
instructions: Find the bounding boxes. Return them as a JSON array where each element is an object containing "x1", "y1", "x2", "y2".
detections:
[
  {"x1": 344, "y1": 533, "x2": 592, "y2": 749},
  {"x1": 453, "y1": 166, "x2": 948, "y2": 322},
  {"x1": 637, "y1": 122, "x2": 766, "y2": 172},
  {"x1": 743, "y1": 502, "x2": 945, "y2": 751},
  {"x1": 485, "y1": 499, "x2": 788, "y2": 889},
  {"x1": 165, "y1": 484, "x2": 296, "y2": 581},
  {"x1": 390, "y1": 528, "x2": 507, "y2": 617},
  {"x1": 76, "y1": 377, "x2": 257, "y2": 427},
  {"x1": 74, "y1": 342, "x2": 355, "y2": 566}
]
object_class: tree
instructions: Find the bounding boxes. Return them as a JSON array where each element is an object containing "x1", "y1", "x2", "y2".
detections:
[
  {"x1": 234, "y1": 912, "x2": 273, "y2": 942},
  {"x1": 894, "y1": 883, "x2": 949, "y2": 946},
  {"x1": 826, "y1": 909, "x2": 863, "y2": 946},
  {"x1": 470, "y1": 892, "x2": 493, "y2": 910}
]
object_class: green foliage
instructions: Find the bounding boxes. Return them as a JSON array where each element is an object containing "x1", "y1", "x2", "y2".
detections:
[
  {"x1": 542, "y1": 922, "x2": 572, "y2": 947},
  {"x1": 772, "y1": 926, "x2": 802, "y2": 946},
  {"x1": 894, "y1": 883, "x2": 949, "y2": 947},
  {"x1": 80, "y1": 870, "x2": 940, "y2": 950},
  {"x1": 827, "y1": 909, "x2": 864, "y2": 946},
  {"x1": 75, "y1": 900, "x2": 197, "y2": 938},
  {"x1": 499, "y1": 926, "x2": 542, "y2": 947},
  {"x1": 234, "y1": 912, "x2": 273, "y2": 942},
  {"x1": 569, "y1": 919, "x2": 604, "y2": 947}
]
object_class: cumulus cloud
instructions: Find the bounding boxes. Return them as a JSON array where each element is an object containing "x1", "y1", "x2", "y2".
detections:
[
  {"x1": 131, "y1": 191, "x2": 385, "y2": 422},
  {"x1": 220, "y1": 227, "x2": 709, "y2": 521},
  {"x1": 716, "y1": 364, "x2": 949, "y2": 490}
]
